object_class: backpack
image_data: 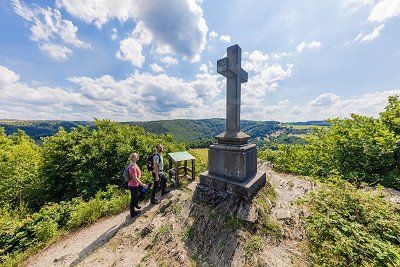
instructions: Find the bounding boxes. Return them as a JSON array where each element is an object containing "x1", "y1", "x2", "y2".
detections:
[
  {"x1": 123, "y1": 165, "x2": 130, "y2": 182},
  {"x1": 146, "y1": 153, "x2": 159, "y2": 171}
]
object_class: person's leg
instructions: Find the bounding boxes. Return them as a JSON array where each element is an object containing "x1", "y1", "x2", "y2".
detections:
[
  {"x1": 129, "y1": 186, "x2": 135, "y2": 216},
  {"x1": 135, "y1": 185, "x2": 145, "y2": 209},
  {"x1": 160, "y1": 173, "x2": 169, "y2": 195},
  {"x1": 132, "y1": 186, "x2": 140, "y2": 209},
  {"x1": 151, "y1": 172, "x2": 160, "y2": 204}
]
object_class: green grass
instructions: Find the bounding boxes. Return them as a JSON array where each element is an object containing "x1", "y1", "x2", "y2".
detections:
[{"x1": 158, "y1": 224, "x2": 173, "y2": 235}]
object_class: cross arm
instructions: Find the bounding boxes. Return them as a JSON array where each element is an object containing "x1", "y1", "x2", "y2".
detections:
[{"x1": 217, "y1": 57, "x2": 248, "y2": 83}]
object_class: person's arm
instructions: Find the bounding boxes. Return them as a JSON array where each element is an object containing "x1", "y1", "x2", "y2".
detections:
[
  {"x1": 131, "y1": 168, "x2": 148, "y2": 188},
  {"x1": 153, "y1": 155, "x2": 159, "y2": 181},
  {"x1": 136, "y1": 168, "x2": 148, "y2": 188}
]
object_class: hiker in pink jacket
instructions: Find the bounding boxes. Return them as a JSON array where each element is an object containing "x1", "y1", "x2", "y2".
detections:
[{"x1": 127, "y1": 153, "x2": 148, "y2": 217}]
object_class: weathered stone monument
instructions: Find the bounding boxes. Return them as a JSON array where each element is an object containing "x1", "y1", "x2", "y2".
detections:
[{"x1": 199, "y1": 44, "x2": 266, "y2": 200}]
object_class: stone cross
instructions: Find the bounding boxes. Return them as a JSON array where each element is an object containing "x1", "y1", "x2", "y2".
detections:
[
  {"x1": 216, "y1": 44, "x2": 249, "y2": 145},
  {"x1": 217, "y1": 44, "x2": 248, "y2": 134}
]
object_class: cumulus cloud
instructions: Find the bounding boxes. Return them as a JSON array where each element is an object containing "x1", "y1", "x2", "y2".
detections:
[
  {"x1": 115, "y1": 21, "x2": 152, "y2": 67},
  {"x1": 57, "y1": 0, "x2": 208, "y2": 61},
  {"x1": 298, "y1": 90, "x2": 400, "y2": 121},
  {"x1": 368, "y1": 0, "x2": 400, "y2": 23},
  {"x1": 198, "y1": 64, "x2": 208, "y2": 73},
  {"x1": 149, "y1": 63, "x2": 164, "y2": 73},
  {"x1": 296, "y1": 41, "x2": 322, "y2": 53},
  {"x1": 160, "y1": 56, "x2": 178, "y2": 66},
  {"x1": 354, "y1": 24, "x2": 385, "y2": 43},
  {"x1": 39, "y1": 43, "x2": 73, "y2": 61},
  {"x1": 12, "y1": 0, "x2": 90, "y2": 60},
  {"x1": 209, "y1": 30, "x2": 218, "y2": 39},
  {"x1": 220, "y1": 35, "x2": 231, "y2": 43},
  {"x1": 0, "y1": 64, "x2": 224, "y2": 120},
  {"x1": 309, "y1": 93, "x2": 340, "y2": 107}
]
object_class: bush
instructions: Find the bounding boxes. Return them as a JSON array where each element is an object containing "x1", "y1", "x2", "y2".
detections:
[
  {"x1": 300, "y1": 178, "x2": 400, "y2": 266},
  {"x1": 264, "y1": 96, "x2": 400, "y2": 190},
  {"x1": 40, "y1": 119, "x2": 184, "y2": 202},
  {"x1": 0, "y1": 186, "x2": 129, "y2": 265}
]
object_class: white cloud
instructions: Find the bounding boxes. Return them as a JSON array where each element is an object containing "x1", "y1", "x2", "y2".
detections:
[
  {"x1": 149, "y1": 63, "x2": 164, "y2": 73},
  {"x1": 209, "y1": 30, "x2": 218, "y2": 39},
  {"x1": 160, "y1": 56, "x2": 178, "y2": 65},
  {"x1": 368, "y1": 0, "x2": 400, "y2": 23},
  {"x1": 57, "y1": 0, "x2": 208, "y2": 61},
  {"x1": 0, "y1": 64, "x2": 224, "y2": 120},
  {"x1": 55, "y1": 0, "x2": 136, "y2": 28},
  {"x1": 296, "y1": 41, "x2": 322, "y2": 53},
  {"x1": 309, "y1": 93, "x2": 340, "y2": 107},
  {"x1": 354, "y1": 24, "x2": 385, "y2": 43},
  {"x1": 115, "y1": 21, "x2": 152, "y2": 67},
  {"x1": 111, "y1": 27, "x2": 118, "y2": 41},
  {"x1": 12, "y1": 0, "x2": 90, "y2": 61},
  {"x1": 220, "y1": 35, "x2": 231, "y2": 43},
  {"x1": 198, "y1": 64, "x2": 208, "y2": 73},
  {"x1": 39, "y1": 43, "x2": 73, "y2": 61},
  {"x1": 1, "y1": 63, "x2": 399, "y2": 122}
]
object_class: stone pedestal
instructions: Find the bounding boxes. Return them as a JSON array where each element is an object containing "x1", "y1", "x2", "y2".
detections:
[
  {"x1": 199, "y1": 44, "x2": 266, "y2": 201},
  {"x1": 200, "y1": 141, "x2": 266, "y2": 200}
]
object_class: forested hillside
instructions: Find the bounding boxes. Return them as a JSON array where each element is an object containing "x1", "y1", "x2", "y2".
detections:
[{"x1": 0, "y1": 119, "x2": 324, "y2": 144}]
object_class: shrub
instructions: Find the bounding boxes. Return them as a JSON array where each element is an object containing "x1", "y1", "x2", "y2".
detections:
[
  {"x1": 0, "y1": 186, "x2": 129, "y2": 266},
  {"x1": 300, "y1": 178, "x2": 400, "y2": 267},
  {"x1": 263, "y1": 96, "x2": 400, "y2": 190}
]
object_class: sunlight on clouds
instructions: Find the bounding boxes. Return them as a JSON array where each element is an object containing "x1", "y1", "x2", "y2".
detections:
[
  {"x1": 57, "y1": 0, "x2": 208, "y2": 61},
  {"x1": 12, "y1": 0, "x2": 90, "y2": 61},
  {"x1": 149, "y1": 63, "x2": 164, "y2": 73},
  {"x1": 368, "y1": 0, "x2": 400, "y2": 23},
  {"x1": 220, "y1": 35, "x2": 231, "y2": 43},
  {"x1": 354, "y1": 24, "x2": 385, "y2": 43},
  {"x1": 39, "y1": 43, "x2": 73, "y2": 62},
  {"x1": 296, "y1": 41, "x2": 322, "y2": 53}
]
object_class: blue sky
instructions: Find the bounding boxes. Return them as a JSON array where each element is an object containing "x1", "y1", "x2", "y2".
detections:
[{"x1": 0, "y1": 0, "x2": 399, "y2": 122}]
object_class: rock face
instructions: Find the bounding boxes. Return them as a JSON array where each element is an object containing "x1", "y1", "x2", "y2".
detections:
[{"x1": 24, "y1": 163, "x2": 315, "y2": 267}]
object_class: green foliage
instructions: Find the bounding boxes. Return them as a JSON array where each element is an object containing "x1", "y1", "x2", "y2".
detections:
[
  {"x1": 158, "y1": 224, "x2": 172, "y2": 235},
  {"x1": 184, "y1": 226, "x2": 195, "y2": 241},
  {"x1": 381, "y1": 96, "x2": 400, "y2": 136},
  {"x1": 0, "y1": 185, "x2": 129, "y2": 265},
  {"x1": 41, "y1": 119, "x2": 184, "y2": 202},
  {"x1": 244, "y1": 235, "x2": 264, "y2": 256},
  {"x1": 254, "y1": 184, "x2": 281, "y2": 237},
  {"x1": 301, "y1": 178, "x2": 400, "y2": 267},
  {"x1": 0, "y1": 129, "x2": 44, "y2": 210},
  {"x1": 265, "y1": 96, "x2": 400, "y2": 190}
]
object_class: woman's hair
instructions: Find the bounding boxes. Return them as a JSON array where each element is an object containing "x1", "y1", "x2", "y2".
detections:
[{"x1": 129, "y1": 152, "x2": 138, "y2": 162}]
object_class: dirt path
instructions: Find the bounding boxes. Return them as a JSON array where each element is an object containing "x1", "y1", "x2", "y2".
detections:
[
  {"x1": 24, "y1": 164, "x2": 316, "y2": 267},
  {"x1": 23, "y1": 195, "x2": 169, "y2": 267}
]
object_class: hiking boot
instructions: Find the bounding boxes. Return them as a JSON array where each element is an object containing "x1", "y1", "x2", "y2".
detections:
[
  {"x1": 151, "y1": 199, "x2": 160, "y2": 204},
  {"x1": 130, "y1": 210, "x2": 141, "y2": 218},
  {"x1": 161, "y1": 189, "x2": 170, "y2": 196}
]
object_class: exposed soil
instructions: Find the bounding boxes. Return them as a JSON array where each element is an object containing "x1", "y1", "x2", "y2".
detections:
[{"x1": 24, "y1": 163, "x2": 317, "y2": 267}]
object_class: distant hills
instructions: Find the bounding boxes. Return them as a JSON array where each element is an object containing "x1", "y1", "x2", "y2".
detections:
[{"x1": 0, "y1": 119, "x2": 328, "y2": 143}]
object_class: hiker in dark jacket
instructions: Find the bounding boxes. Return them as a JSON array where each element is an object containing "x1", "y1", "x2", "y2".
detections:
[
  {"x1": 150, "y1": 144, "x2": 169, "y2": 204},
  {"x1": 127, "y1": 152, "x2": 148, "y2": 217}
]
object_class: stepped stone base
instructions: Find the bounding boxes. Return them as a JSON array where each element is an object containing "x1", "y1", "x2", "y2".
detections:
[{"x1": 199, "y1": 169, "x2": 266, "y2": 200}]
